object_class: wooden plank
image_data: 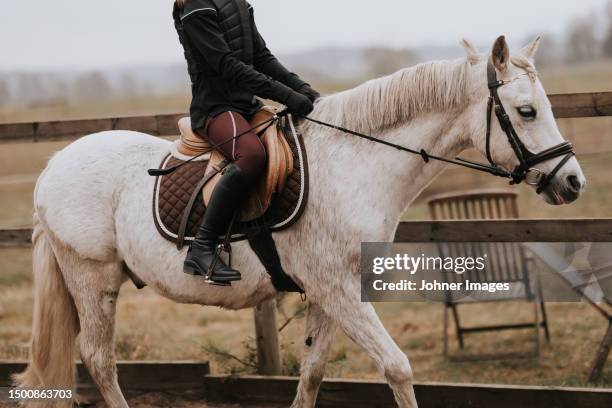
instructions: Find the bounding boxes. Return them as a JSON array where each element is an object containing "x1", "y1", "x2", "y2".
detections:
[
  {"x1": 0, "y1": 361, "x2": 209, "y2": 390},
  {"x1": 394, "y1": 219, "x2": 612, "y2": 242},
  {"x1": 550, "y1": 92, "x2": 612, "y2": 118},
  {"x1": 2, "y1": 363, "x2": 611, "y2": 407},
  {"x1": 202, "y1": 375, "x2": 612, "y2": 408},
  {"x1": 0, "y1": 113, "x2": 184, "y2": 143},
  {"x1": 0, "y1": 228, "x2": 32, "y2": 248},
  {"x1": 0, "y1": 92, "x2": 610, "y2": 143},
  {"x1": 254, "y1": 299, "x2": 282, "y2": 375},
  {"x1": 3, "y1": 219, "x2": 612, "y2": 248}
]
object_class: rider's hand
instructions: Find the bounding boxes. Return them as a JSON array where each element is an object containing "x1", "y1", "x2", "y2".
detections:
[
  {"x1": 297, "y1": 84, "x2": 321, "y2": 103},
  {"x1": 285, "y1": 91, "x2": 314, "y2": 117}
]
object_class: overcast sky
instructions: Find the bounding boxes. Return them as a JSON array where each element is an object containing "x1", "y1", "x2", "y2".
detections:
[{"x1": 0, "y1": 0, "x2": 608, "y2": 71}]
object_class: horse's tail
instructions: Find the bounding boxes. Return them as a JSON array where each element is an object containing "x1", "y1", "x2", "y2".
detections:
[{"x1": 13, "y1": 212, "x2": 79, "y2": 402}]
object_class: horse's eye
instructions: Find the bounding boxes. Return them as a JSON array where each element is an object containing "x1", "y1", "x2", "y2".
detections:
[{"x1": 517, "y1": 105, "x2": 537, "y2": 119}]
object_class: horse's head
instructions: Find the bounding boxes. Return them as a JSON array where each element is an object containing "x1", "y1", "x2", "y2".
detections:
[{"x1": 462, "y1": 36, "x2": 586, "y2": 205}]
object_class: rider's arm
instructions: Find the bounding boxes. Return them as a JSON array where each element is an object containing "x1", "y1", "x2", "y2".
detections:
[
  {"x1": 182, "y1": 9, "x2": 294, "y2": 103},
  {"x1": 251, "y1": 11, "x2": 307, "y2": 91}
]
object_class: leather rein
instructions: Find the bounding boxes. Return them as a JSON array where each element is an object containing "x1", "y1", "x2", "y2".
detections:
[{"x1": 302, "y1": 57, "x2": 575, "y2": 193}]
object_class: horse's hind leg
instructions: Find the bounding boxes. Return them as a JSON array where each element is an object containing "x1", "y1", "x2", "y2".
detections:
[
  {"x1": 58, "y1": 252, "x2": 129, "y2": 408},
  {"x1": 291, "y1": 303, "x2": 337, "y2": 408},
  {"x1": 322, "y1": 282, "x2": 418, "y2": 408}
]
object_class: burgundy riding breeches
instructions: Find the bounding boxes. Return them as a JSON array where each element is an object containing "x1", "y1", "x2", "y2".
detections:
[{"x1": 196, "y1": 110, "x2": 266, "y2": 184}]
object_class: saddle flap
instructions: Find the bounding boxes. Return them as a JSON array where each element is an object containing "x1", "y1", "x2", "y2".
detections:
[
  {"x1": 239, "y1": 107, "x2": 281, "y2": 222},
  {"x1": 277, "y1": 127, "x2": 294, "y2": 193}
]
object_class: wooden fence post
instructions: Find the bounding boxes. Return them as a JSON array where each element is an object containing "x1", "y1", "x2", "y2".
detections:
[{"x1": 254, "y1": 299, "x2": 281, "y2": 375}]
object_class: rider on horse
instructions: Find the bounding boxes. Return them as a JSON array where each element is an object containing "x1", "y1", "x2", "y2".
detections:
[{"x1": 173, "y1": 0, "x2": 319, "y2": 284}]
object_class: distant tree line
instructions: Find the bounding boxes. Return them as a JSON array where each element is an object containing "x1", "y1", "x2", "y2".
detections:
[{"x1": 0, "y1": 71, "x2": 124, "y2": 108}]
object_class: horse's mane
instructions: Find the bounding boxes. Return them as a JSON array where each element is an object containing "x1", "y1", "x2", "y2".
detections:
[{"x1": 313, "y1": 58, "x2": 471, "y2": 133}]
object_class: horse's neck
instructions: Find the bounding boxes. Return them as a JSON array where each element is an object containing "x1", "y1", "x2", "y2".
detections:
[{"x1": 304, "y1": 110, "x2": 470, "y2": 241}]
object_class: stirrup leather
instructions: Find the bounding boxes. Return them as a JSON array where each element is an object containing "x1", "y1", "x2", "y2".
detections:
[
  {"x1": 203, "y1": 213, "x2": 238, "y2": 287},
  {"x1": 203, "y1": 243, "x2": 233, "y2": 287}
]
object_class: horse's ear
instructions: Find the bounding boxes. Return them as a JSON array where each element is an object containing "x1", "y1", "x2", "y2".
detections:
[
  {"x1": 492, "y1": 35, "x2": 510, "y2": 72},
  {"x1": 460, "y1": 38, "x2": 480, "y2": 65},
  {"x1": 520, "y1": 36, "x2": 541, "y2": 61}
]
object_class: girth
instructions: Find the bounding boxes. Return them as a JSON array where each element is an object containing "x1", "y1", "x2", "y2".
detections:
[{"x1": 485, "y1": 58, "x2": 575, "y2": 194}]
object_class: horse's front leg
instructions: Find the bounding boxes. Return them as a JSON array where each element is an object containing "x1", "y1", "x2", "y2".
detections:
[
  {"x1": 291, "y1": 302, "x2": 337, "y2": 408},
  {"x1": 321, "y1": 278, "x2": 418, "y2": 408}
]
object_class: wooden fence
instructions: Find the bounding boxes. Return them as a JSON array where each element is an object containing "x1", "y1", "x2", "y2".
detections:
[
  {"x1": 1, "y1": 91, "x2": 611, "y2": 144},
  {"x1": 0, "y1": 361, "x2": 612, "y2": 408},
  {"x1": 1, "y1": 91, "x2": 611, "y2": 379},
  {"x1": 4, "y1": 219, "x2": 612, "y2": 248},
  {"x1": 2, "y1": 361, "x2": 612, "y2": 407}
]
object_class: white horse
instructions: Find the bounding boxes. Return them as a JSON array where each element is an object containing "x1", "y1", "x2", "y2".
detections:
[{"x1": 15, "y1": 36, "x2": 585, "y2": 408}]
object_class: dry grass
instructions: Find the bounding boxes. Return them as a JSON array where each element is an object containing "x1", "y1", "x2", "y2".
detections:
[{"x1": 1, "y1": 61, "x2": 612, "y2": 388}]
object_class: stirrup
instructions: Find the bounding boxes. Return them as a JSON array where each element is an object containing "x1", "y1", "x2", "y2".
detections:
[
  {"x1": 204, "y1": 278, "x2": 232, "y2": 287},
  {"x1": 203, "y1": 243, "x2": 233, "y2": 287}
]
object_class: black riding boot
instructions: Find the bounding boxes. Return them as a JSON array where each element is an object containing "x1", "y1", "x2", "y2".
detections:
[{"x1": 184, "y1": 164, "x2": 247, "y2": 283}]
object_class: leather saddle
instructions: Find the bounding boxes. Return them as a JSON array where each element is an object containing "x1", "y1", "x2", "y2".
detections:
[{"x1": 152, "y1": 107, "x2": 309, "y2": 248}]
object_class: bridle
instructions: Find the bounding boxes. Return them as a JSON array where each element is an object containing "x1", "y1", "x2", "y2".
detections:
[
  {"x1": 484, "y1": 58, "x2": 575, "y2": 193},
  {"x1": 301, "y1": 57, "x2": 575, "y2": 194}
]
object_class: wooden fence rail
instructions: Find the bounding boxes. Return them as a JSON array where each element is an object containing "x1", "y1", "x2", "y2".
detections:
[
  {"x1": 394, "y1": 218, "x2": 612, "y2": 242},
  {"x1": 2, "y1": 363, "x2": 611, "y2": 407},
  {"x1": 4, "y1": 219, "x2": 612, "y2": 248},
  {"x1": 0, "y1": 228, "x2": 31, "y2": 248},
  {"x1": 0, "y1": 92, "x2": 611, "y2": 144}
]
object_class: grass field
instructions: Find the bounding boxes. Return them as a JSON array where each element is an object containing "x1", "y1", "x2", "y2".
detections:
[{"x1": 1, "y1": 61, "x2": 612, "y2": 388}]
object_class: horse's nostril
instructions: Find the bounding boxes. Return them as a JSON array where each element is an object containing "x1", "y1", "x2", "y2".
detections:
[{"x1": 566, "y1": 175, "x2": 582, "y2": 192}]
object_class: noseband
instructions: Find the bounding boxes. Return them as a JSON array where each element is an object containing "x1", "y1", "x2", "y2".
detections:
[{"x1": 484, "y1": 58, "x2": 575, "y2": 194}]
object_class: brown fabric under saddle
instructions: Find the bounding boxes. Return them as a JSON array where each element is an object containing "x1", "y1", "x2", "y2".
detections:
[{"x1": 153, "y1": 112, "x2": 308, "y2": 247}]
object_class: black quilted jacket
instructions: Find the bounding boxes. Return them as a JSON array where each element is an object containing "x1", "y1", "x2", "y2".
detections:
[{"x1": 174, "y1": 0, "x2": 307, "y2": 130}]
